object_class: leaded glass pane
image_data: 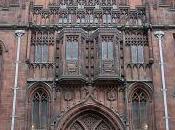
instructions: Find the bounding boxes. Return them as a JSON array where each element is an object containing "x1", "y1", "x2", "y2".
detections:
[
  {"x1": 68, "y1": 14, "x2": 72, "y2": 23},
  {"x1": 63, "y1": 16, "x2": 67, "y2": 23},
  {"x1": 81, "y1": 17, "x2": 85, "y2": 23},
  {"x1": 132, "y1": 101, "x2": 139, "y2": 129},
  {"x1": 66, "y1": 41, "x2": 71, "y2": 60},
  {"x1": 102, "y1": 42, "x2": 107, "y2": 59},
  {"x1": 140, "y1": 102, "x2": 147, "y2": 128},
  {"x1": 86, "y1": 15, "x2": 89, "y2": 23},
  {"x1": 108, "y1": 41, "x2": 113, "y2": 59},
  {"x1": 131, "y1": 90, "x2": 149, "y2": 130},
  {"x1": 32, "y1": 100, "x2": 39, "y2": 129},
  {"x1": 42, "y1": 44, "x2": 48, "y2": 62},
  {"x1": 66, "y1": 41, "x2": 78, "y2": 60},
  {"x1": 102, "y1": 41, "x2": 113, "y2": 60},
  {"x1": 41, "y1": 101, "x2": 48, "y2": 128},
  {"x1": 107, "y1": 14, "x2": 112, "y2": 23},
  {"x1": 32, "y1": 90, "x2": 48, "y2": 129},
  {"x1": 59, "y1": 16, "x2": 63, "y2": 23},
  {"x1": 137, "y1": 45, "x2": 144, "y2": 63},
  {"x1": 90, "y1": 14, "x2": 93, "y2": 23},
  {"x1": 35, "y1": 45, "x2": 42, "y2": 62},
  {"x1": 103, "y1": 14, "x2": 107, "y2": 23},
  {"x1": 72, "y1": 41, "x2": 78, "y2": 60},
  {"x1": 131, "y1": 45, "x2": 137, "y2": 63}
]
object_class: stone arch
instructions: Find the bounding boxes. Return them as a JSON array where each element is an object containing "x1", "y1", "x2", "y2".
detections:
[
  {"x1": 26, "y1": 82, "x2": 52, "y2": 130},
  {"x1": 57, "y1": 104, "x2": 125, "y2": 130},
  {"x1": 128, "y1": 82, "x2": 153, "y2": 102},
  {"x1": 0, "y1": 40, "x2": 8, "y2": 53},
  {"x1": 127, "y1": 82, "x2": 154, "y2": 130},
  {"x1": 27, "y1": 81, "x2": 52, "y2": 102},
  {"x1": 0, "y1": 43, "x2": 2, "y2": 55}
]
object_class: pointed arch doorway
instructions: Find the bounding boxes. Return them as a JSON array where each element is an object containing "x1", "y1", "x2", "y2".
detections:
[{"x1": 57, "y1": 107, "x2": 124, "y2": 130}]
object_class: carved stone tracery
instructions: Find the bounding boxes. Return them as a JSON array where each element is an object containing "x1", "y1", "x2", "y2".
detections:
[
  {"x1": 30, "y1": 3, "x2": 146, "y2": 26},
  {"x1": 28, "y1": 31, "x2": 55, "y2": 80},
  {"x1": 68, "y1": 113, "x2": 115, "y2": 130}
]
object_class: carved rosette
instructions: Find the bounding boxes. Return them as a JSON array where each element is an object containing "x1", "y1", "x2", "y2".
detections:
[{"x1": 107, "y1": 88, "x2": 117, "y2": 101}]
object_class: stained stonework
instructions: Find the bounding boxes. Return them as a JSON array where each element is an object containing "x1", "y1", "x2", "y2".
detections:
[{"x1": 0, "y1": 0, "x2": 175, "y2": 130}]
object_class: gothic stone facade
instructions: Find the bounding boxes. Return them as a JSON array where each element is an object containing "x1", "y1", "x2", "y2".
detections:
[{"x1": 0, "y1": 0, "x2": 175, "y2": 130}]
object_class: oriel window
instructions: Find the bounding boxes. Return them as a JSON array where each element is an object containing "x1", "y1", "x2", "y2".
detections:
[{"x1": 66, "y1": 39, "x2": 78, "y2": 60}]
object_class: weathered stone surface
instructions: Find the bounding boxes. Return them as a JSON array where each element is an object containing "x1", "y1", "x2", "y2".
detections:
[{"x1": 0, "y1": 0, "x2": 175, "y2": 130}]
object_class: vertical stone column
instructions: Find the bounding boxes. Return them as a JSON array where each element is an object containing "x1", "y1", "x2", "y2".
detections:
[
  {"x1": 11, "y1": 30, "x2": 25, "y2": 130},
  {"x1": 154, "y1": 31, "x2": 169, "y2": 130}
]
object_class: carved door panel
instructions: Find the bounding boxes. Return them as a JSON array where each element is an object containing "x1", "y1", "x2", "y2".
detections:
[{"x1": 68, "y1": 113, "x2": 114, "y2": 130}]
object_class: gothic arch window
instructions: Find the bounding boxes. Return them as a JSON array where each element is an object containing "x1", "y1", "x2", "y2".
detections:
[
  {"x1": 31, "y1": 89, "x2": 49, "y2": 130},
  {"x1": 130, "y1": 88, "x2": 152, "y2": 130}
]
